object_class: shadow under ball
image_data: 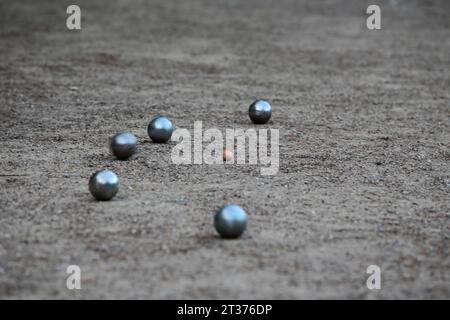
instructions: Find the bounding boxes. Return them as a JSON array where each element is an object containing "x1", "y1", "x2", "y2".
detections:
[
  {"x1": 214, "y1": 204, "x2": 248, "y2": 239},
  {"x1": 110, "y1": 132, "x2": 137, "y2": 160},
  {"x1": 147, "y1": 116, "x2": 173, "y2": 143},
  {"x1": 249, "y1": 99, "x2": 272, "y2": 124},
  {"x1": 89, "y1": 169, "x2": 119, "y2": 201}
]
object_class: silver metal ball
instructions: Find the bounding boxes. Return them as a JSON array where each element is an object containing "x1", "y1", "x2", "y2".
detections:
[
  {"x1": 147, "y1": 116, "x2": 173, "y2": 143},
  {"x1": 89, "y1": 169, "x2": 119, "y2": 201},
  {"x1": 110, "y1": 132, "x2": 137, "y2": 160},
  {"x1": 249, "y1": 99, "x2": 272, "y2": 124},
  {"x1": 214, "y1": 204, "x2": 248, "y2": 239}
]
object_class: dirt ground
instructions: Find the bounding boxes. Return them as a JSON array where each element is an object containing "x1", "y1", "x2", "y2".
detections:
[{"x1": 0, "y1": 0, "x2": 449, "y2": 299}]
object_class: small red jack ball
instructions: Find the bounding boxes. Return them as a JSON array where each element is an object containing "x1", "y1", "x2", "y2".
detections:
[{"x1": 223, "y1": 148, "x2": 234, "y2": 162}]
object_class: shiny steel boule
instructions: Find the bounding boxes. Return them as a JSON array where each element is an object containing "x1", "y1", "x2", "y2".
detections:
[
  {"x1": 214, "y1": 204, "x2": 248, "y2": 238},
  {"x1": 147, "y1": 116, "x2": 173, "y2": 143},
  {"x1": 89, "y1": 169, "x2": 119, "y2": 201},
  {"x1": 110, "y1": 132, "x2": 137, "y2": 160},
  {"x1": 249, "y1": 99, "x2": 272, "y2": 124}
]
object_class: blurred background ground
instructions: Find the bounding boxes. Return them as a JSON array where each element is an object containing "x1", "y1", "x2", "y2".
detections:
[{"x1": 0, "y1": 0, "x2": 449, "y2": 299}]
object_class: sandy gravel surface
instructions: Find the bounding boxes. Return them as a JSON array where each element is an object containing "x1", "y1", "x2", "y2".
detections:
[{"x1": 0, "y1": 0, "x2": 449, "y2": 299}]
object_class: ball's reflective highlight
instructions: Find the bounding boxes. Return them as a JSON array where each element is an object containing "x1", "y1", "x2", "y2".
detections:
[
  {"x1": 249, "y1": 99, "x2": 272, "y2": 124},
  {"x1": 214, "y1": 204, "x2": 248, "y2": 238},
  {"x1": 110, "y1": 132, "x2": 137, "y2": 160},
  {"x1": 147, "y1": 116, "x2": 173, "y2": 143},
  {"x1": 89, "y1": 169, "x2": 119, "y2": 201}
]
